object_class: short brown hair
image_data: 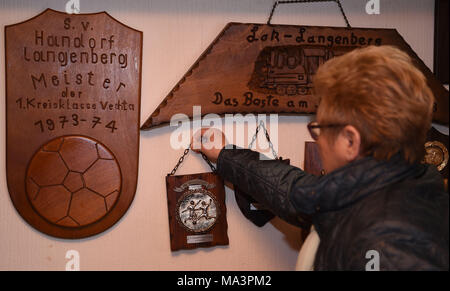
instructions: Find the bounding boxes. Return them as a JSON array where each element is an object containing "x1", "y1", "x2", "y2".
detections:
[{"x1": 314, "y1": 45, "x2": 434, "y2": 163}]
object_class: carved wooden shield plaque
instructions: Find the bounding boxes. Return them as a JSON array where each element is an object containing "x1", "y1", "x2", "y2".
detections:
[
  {"x1": 166, "y1": 172, "x2": 229, "y2": 251},
  {"x1": 141, "y1": 23, "x2": 449, "y2": 130},
  {"x1": 5, "y1": 9, "x2": 142, "y2": 238}
]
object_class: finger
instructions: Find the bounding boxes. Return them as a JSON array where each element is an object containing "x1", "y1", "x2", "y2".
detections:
[
  {"x1": 202, "y1": 128, "x2": 223, "y2": 151},
  {"x1": 202, "y1": 128, "x2": 215, "y2": 144},
  {"x1": 191, "y1": 127, "x2": 210, "y2": 152}
]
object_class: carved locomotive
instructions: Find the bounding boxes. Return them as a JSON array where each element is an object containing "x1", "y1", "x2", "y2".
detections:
[{"x1": 249, "y1": 45, "x2": 356, "y2": 96}]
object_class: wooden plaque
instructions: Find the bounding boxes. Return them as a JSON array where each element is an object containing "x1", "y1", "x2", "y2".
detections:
[
  {"x1": 166, "y1": 172, "x2": 229, "y2": 251},
  {"x1": 141, "y1": 23, "x2": 449, "y2": 130},
  {"x1": 5, "y1": 9, "x2": 142, "y2": 239},
  {"x1": 424, "y1": 127, "x2": 449, "y2": 191},
  {"x1": 304, "y1": 141, "x2": 324, "y2": 176}
]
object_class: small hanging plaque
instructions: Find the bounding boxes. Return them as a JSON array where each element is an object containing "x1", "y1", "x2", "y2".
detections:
[{"x1": 166, "y1": 150, "x2": 229, "y2": 251}]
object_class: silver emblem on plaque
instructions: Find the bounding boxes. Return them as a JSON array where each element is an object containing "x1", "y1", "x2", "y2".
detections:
[{"x1": 175, "y1": 180, "x2": 219, "y2": 233}]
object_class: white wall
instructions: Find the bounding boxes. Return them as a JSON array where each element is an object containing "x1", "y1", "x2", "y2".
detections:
[{"x1": 0, "y1": 0, "x2": 444, "y2": 270}]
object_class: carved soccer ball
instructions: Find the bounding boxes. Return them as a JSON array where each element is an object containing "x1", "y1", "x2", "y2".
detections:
[{"x1": 26, "y1": 136, "x2": 121, "y2": 228}]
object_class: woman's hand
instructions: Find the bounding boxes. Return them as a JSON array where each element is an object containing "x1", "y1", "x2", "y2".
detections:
[{"x1": 191, "y1": 128, "x2": 227, "y2": 163}]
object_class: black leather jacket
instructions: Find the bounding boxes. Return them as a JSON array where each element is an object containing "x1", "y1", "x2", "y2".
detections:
[{"x1": 216, "y1": 147, "x2": 449, "y2": 271}]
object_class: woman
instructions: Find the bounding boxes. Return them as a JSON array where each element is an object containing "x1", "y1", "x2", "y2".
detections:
[{"x1": 192, "y1": 46, "x2": 449, "y2": 271}]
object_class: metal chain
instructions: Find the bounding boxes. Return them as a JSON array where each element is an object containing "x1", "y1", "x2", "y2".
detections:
[
  {"x1": 169, "y1": 145, "x2": 216, "y2": 176},
  {"x1": 267, "y1": 0, "x2": 351, "y2": 28},
  {"x1": 249, "y1": 120, "x2": 278, "y2": 159},
  {"x1": 334, "y1": 0, "x2": 351, "y2": 28},
  {"x1": 201, "y1": 152, "x2": 217, "y2": 173},
  {"x1": 169, "y1": 147, "x2": 191, "y2": 176}
]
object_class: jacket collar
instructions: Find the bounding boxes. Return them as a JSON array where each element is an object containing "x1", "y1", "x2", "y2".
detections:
[{"x1": 300, "y1": 154, "x2": 431, "y2": 213}]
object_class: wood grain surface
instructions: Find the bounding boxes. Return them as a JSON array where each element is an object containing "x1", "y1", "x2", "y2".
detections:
[
  {"x1": 5, "y1": 9, "x2": 142, "y2": 239},
  {"x1": 304, "y1": 141, "x2": 324, "y2": 176},
  {"x1": 141, "y1": 23, "x2": 449, "y2": 130}
]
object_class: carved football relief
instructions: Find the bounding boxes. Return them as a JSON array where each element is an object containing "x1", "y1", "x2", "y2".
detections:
[
  {"x1": 26, "y1": 136, "x2": 121, "y2": 227},
  {"x1": 5, "y1": 9, "x2": 142, "y2": 238}
]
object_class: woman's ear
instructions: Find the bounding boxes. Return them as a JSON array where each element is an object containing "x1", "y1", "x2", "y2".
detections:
[{"x1": 340, "y1": 125, "x2": 361, "y2": 162}]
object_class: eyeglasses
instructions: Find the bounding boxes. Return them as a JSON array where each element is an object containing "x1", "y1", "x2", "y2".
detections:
[{"x1": 307, "y1": 121, "x2": 346, "y2": 141}]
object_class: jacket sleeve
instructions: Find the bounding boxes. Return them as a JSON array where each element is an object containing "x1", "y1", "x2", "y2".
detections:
[{"x1": 216, "y1": 146, "x2": 320, "y2": 227}]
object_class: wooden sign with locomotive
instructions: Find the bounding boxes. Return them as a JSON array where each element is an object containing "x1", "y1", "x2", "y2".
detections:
[
  {"x1": 141, "y1": 23, "x2": 448, "y2": 130},
  {"x1": 5, "y1": 9, "x2": 142, "y2": 239}
]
